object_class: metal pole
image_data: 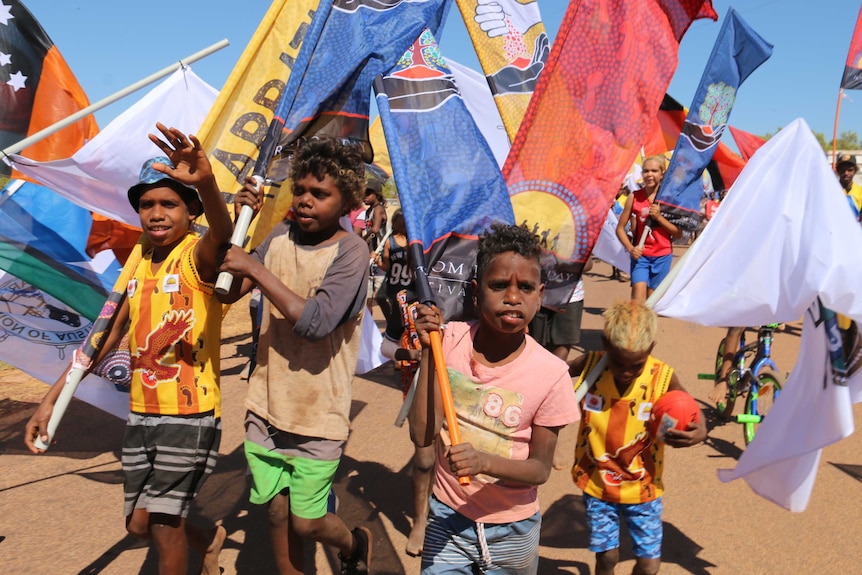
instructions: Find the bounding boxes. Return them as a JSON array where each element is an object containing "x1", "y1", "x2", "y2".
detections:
[{"x1": 2, "y1": 39, "x2": 230, "y2": 159}]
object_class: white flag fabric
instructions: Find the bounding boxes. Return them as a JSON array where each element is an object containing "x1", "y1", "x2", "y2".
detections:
[
  {"x1": 716, "y1": 306, "x2": 862, "y2": 511},
  {"x1": 9, "y1": 67, "x2": 218, "y2": 227},
  {"x1": 653, "y1": 118, "x2": 862, "y2": 326},
  {"x1": 652, "y1": 118, "x2": 862, "y2": 510},
  {"x1": 0, "y1": 270, "x2": 129, "y2": 418},
  {"x1": 592, "y1": 208, "x2": 631, "y2": 273}
]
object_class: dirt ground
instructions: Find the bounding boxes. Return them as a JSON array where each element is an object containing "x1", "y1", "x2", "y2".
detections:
[{"x1": 2, "y1": 249, "x2": 861, "y2": 574}]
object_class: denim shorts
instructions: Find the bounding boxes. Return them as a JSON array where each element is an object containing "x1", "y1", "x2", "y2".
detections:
[
  {"x1": 583, "y1": 493, "x2": 663, "y2": 559},
  {"x1": 630, "y1": 253, "x2": 672, "y2": 290}
]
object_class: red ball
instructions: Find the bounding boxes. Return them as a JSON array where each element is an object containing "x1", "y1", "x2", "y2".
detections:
[{"x1": 649, "y1": 390, "x2": 700, "y2": 442}]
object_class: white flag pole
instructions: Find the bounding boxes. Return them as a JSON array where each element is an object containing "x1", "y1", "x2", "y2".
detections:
[{"x1": 2, "y1": 39, "x2": 229, "y2": 159}]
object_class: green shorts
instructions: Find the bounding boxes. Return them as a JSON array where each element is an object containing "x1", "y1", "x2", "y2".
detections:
[{"x1": 244, "y1": 411, "x2": 342, "y2": 519}]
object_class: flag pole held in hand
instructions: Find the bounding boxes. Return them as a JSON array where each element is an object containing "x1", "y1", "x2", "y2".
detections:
[{"x1": 215, "y1": 175, "x2": 262, "y2": 294}]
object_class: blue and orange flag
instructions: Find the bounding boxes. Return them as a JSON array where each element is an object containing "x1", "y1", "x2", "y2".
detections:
[
  {"x1": 0, "y1": 0, "x2": 98, "y2": 178},
  {"x1": 374, "y1": 29, "x2": 514, "y2": 320},
  {"x1": 656, "y1": 8, "x2": 772, "y2": 231},
  {"x1": 840, "y1": 6, "x2": 862, "y2": 90},
  {"x1": 503, "y1": 0, "x2": 717, "y2": 309},
  {"x1": 643, "y1": 93, "x2": 746, "y2": 194}
]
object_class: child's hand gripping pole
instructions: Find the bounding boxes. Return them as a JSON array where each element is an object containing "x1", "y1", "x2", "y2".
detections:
[
  {"x1": 215, "y1": 175, "x2": 262, "y2": 295},
  {"x1": 429, "y1": 330, "x2": 470, "y2": 486},
  {"x1": 410, "y1": 244, "x2": 470, "y2": 486},
  {"x1": 33, "y1": 240, "x2": 146, "y2": 451}
]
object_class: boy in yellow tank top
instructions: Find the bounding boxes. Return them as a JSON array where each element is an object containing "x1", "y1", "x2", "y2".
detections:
[
  {"x1": 569, "y1": 300, "x2": 707, "y2": 575},
  {"x1": 25, "y1": 124, "x2": 234, "y2": 575}
]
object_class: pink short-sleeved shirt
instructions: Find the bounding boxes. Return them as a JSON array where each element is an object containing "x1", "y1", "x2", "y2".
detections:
[{"x1": 432, "y1": 321, "x2": 581, "y2": 523}]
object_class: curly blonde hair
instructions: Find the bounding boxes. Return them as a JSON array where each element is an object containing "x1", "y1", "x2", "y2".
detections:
[
  {"x1": 603, "y1": 299, "x2": 657, "y2": 353},
  {"x1": 290, "y1": 137, "x2": 365, "y2": 210}
]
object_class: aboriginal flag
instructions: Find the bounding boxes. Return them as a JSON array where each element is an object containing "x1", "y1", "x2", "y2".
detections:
[
  {"x1": 840, "y1": 6, "x2": 862, "y2": 90},
  {"x1": 502, "y1": 0, "x2": 717, "y2": 310},
  {"x1": 0, "y1": 0, "x2": 98, "y2": 178}
]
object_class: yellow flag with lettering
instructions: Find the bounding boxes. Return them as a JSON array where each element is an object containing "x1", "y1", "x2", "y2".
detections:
[{"x1": 197, "y1": 0, "x2": 320, "y2": 249}]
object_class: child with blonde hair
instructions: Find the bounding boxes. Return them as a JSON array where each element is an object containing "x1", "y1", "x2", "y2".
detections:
[{"x1": 569, "y1": 299, "x2": 706, "y2": 575}]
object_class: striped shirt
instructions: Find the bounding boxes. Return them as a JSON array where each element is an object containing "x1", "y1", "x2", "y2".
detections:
[
  {"x1": 572, "y1": 351, "x2": 673, "y2": 504},
  {"x1": 127, "y1": 234, "x2": 222, "y2": 417}
]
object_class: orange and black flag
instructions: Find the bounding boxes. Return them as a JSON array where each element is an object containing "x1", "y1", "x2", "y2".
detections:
[{"x1": 0, "y1": 0, "x2": 98, "y2": 178}]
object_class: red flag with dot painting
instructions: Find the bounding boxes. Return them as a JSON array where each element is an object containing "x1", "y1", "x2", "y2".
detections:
[{"x1": 502, "y1": 0, "x2": 716, "y2": 309}]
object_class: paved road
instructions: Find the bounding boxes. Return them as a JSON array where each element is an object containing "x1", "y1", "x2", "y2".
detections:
[{"x1": 2, "y1": 250, "x2": 861, "y2": 574}]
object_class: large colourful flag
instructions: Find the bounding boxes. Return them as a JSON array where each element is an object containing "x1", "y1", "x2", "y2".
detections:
[
  {"x1": 729, "y1": 125, "x2": 766, "y2": 162},
  {"x1": 0, "y1": 0, "x2": 98, "y2": 178},
  {"x1": 652, "y1": 119, "x2": 862, "y2": 511},
  {"x1": 642, "y1": 93, "x2": 747, "y2": 194},
  {"x1": 454, "y1": 0, "x2": 549, "y2": 143},
  {"x1": 375, "y1": 29, "x2": 514, "y2": 320},
  {"x1": 840, "y1": 6, "x2": 862, "y2": 90},
  {"x1": 502, "y1": 0, "x2": 717, "y2": 308},
  {"x1": 0, "y1": 270, "x2": 129, "y2": 418},
  {"x1": 655, "y1": 8, "x2": 772, "y2": 231},
  {"x1": 0, "y1": 179, "x2": 122, "y2": 320},
  {"x1": 196, "y1": 0, "x2": 322, "y2": 249}
]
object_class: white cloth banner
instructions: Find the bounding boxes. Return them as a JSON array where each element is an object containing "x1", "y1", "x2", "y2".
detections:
[
  {"x1": 10, "y1": 67, "x2": 218, "y2": 227},
  {"x1": 652, "y1": 118, "x2": 862, "y2": 510},
  {"x1": 592, "y1": 208, "x2": 631, "y2": 272}
]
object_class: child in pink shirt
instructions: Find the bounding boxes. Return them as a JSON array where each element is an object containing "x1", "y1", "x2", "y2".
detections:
[{"x1": 410, "y1": 223, "x2": 580, "y2": 574}]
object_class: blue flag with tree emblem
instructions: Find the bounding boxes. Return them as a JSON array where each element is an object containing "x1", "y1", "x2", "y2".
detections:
[
  {"x1": 374, "y1": 29, "x2": 515, "y2": 320},
  {"x1": 656, "y1": 8, "x2": 772, "y2": 231}
]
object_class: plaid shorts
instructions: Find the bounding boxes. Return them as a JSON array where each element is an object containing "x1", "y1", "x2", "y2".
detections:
[{"x1": 122, "y1": 412, "x2": 220, "y2": 518}]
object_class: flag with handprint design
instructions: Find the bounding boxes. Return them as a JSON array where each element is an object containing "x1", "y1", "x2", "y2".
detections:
[
  {"x1": 655, "y1": 8, "x2": 772, "y2": 231},
  {"x1": 454, "y1": 0, "x2": 549, "y2": 144}
]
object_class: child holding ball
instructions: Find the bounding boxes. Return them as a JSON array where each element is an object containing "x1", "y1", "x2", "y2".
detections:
[{"x1": 568, "y1": 299, "x2": 706, "y2": 575}]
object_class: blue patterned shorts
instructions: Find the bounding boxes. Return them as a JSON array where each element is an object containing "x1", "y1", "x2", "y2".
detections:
[{"x1": 583, "y1": 493, "x2": 663, "y2": 559}]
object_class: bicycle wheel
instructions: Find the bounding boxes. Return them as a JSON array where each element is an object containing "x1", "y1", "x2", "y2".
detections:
[
  {"x1": 714, "y1": 339, "x2": 736, "y2": 418},
  {"x1": 742, "y1": 370, "x2": 783, "y2": 445}
]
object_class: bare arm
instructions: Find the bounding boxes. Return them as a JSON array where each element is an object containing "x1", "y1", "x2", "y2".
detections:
[
  {"x1": 409, "y1": 304, "x2": 444, "y2": 447},
  {"x1": 648, "y1": 203, "x2": 681, "y2": 240},
  {"x1": 445, "y1": 424, "x2": 561, "y2": 486},
  {"x1": 148, "y1": 123, "x2": 233, "y2": 283},
  {"x1": 24, "y1": 298, "x2": 130, "y2": 453},
  {"x1": 616, "y1": 194, "x2": 641, "y2": 259}
]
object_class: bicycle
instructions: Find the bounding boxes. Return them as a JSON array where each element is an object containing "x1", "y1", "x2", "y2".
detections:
[{"x1": 706, "y1": 325, "x2": 783, "y2": 445}]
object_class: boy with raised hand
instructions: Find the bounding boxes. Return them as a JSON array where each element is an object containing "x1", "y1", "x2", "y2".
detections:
[
  {"x1": 25, "y1": 123, "x2": 234, "y2": 575},
  {"x1": 410, "y1": 223, "x2": 581, "y2": 574},
  {"x1": 569, "y1": 300, "x2": 707, "y2": 575},
  {"x1": 218, "y1": 137, "x2": 372, "y2": 574}
]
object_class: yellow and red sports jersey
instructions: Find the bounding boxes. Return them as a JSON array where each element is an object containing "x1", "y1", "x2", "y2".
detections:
[
  {"x1": 127, "y1": 234, "x2": 222, "y2": 417},
  {"x1": 572, "y1": 351, "x2": 673, "y2": 504}
]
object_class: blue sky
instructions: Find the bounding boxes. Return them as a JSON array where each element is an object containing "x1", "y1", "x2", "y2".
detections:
[{"x1": 17, "y1": 0, "x2": 862, "y2": 147}]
